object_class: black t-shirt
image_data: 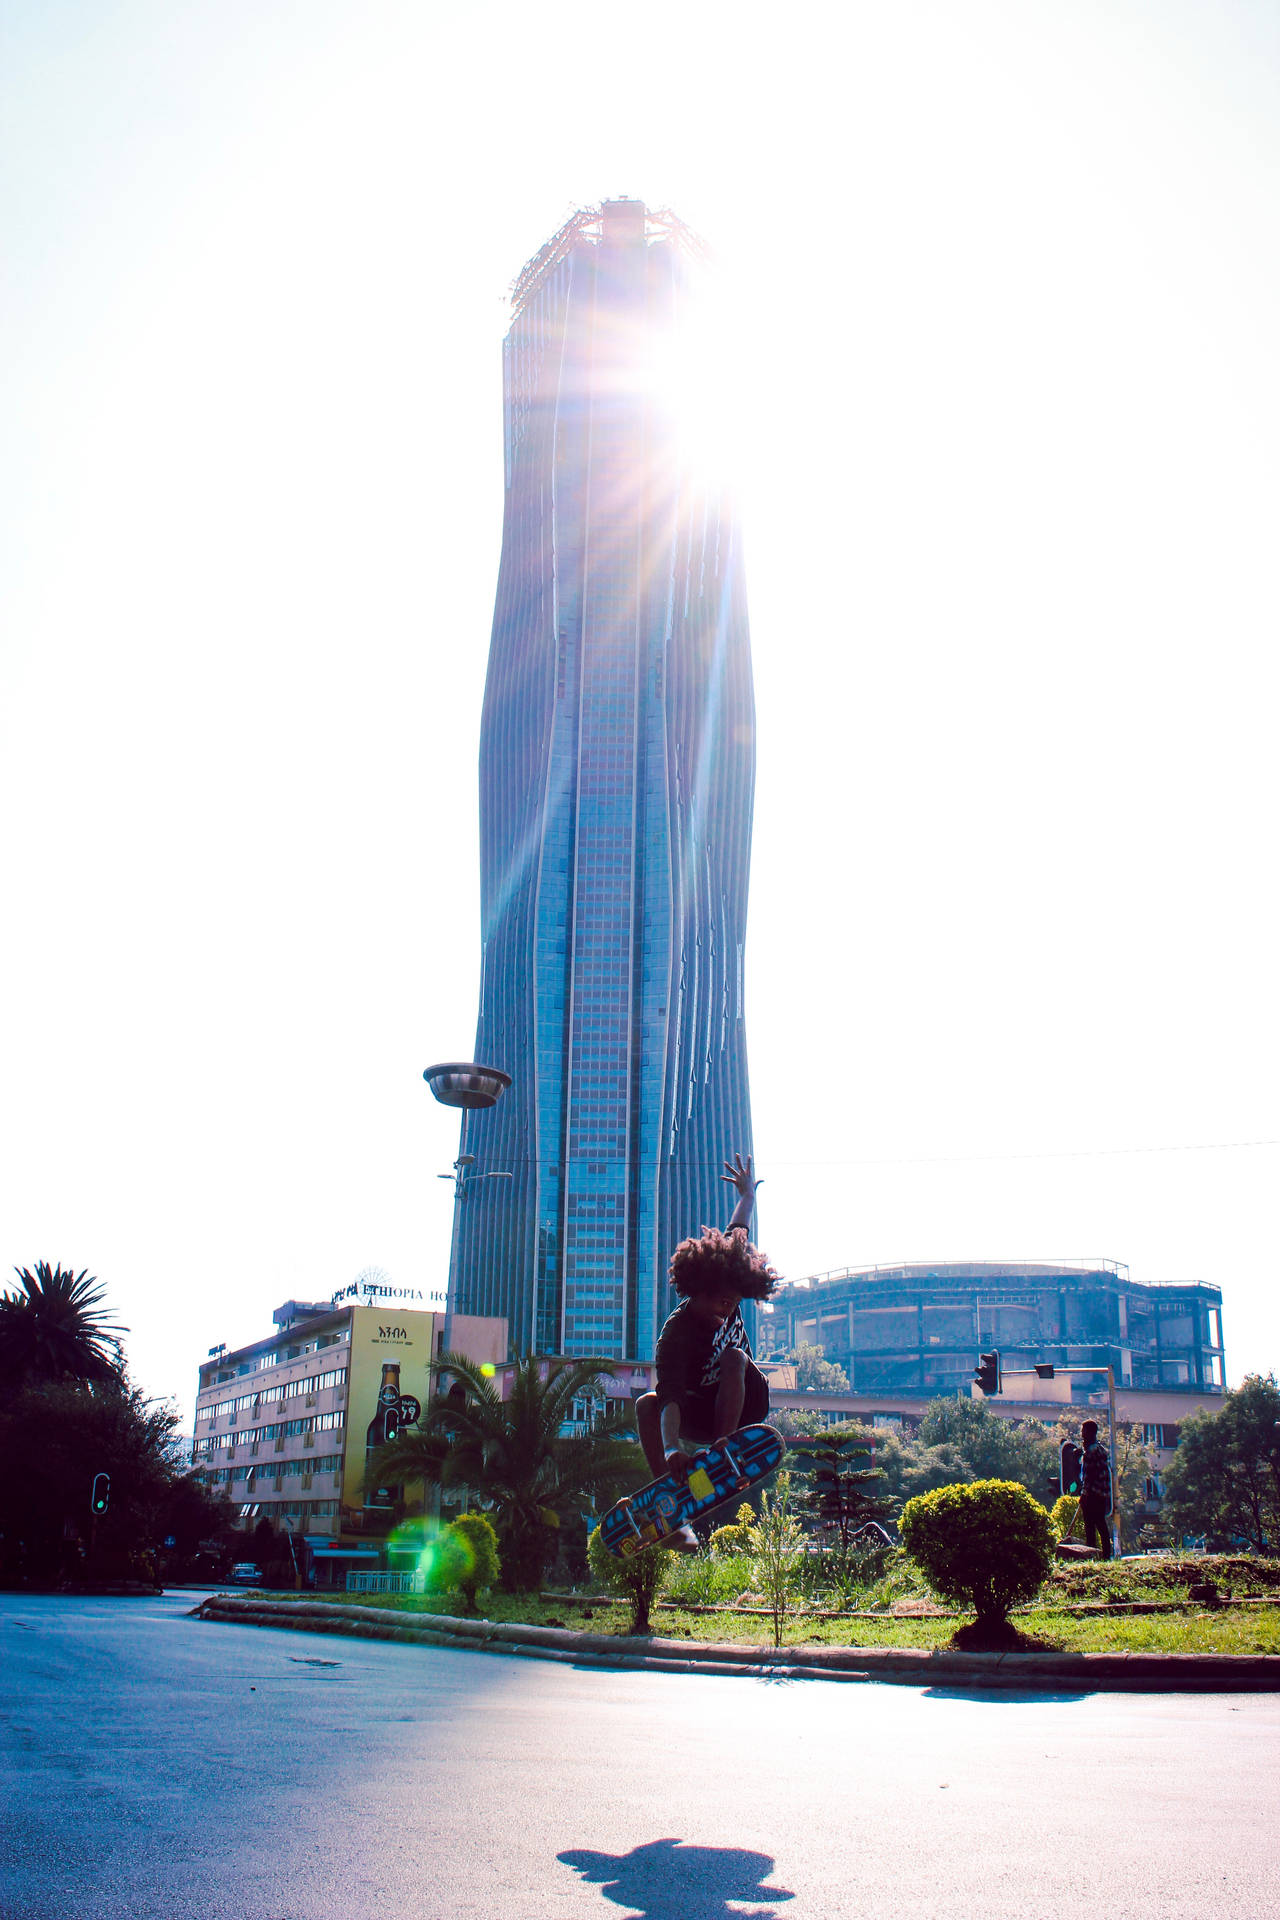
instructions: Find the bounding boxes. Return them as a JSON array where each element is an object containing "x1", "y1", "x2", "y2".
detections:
[{"x1": 654, "y1": 1301, "x2": 752, "y2": 1409}]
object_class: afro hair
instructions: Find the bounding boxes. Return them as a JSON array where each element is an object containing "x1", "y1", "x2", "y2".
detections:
[{"x1": 668, "y1": 1227, "x2": 779, "y2": 1302}]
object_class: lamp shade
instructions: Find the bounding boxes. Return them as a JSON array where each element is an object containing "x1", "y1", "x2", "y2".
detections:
[{"x1": 422, "y1": 1062, "x2": 512, "y2": 1110}]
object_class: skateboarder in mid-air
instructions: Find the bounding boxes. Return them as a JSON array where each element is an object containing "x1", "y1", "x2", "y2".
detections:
[{"x1": 633, "y1": 1153, "x2": 779, "y2": 1551}]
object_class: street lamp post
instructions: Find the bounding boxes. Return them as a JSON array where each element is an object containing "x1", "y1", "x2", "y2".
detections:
[
  {"x1": 436, "y1": 1154, "x2": 513, "y2": 1355},
  {"x1": 422, "y1": 1062, "x2": 512, "y2": 1361}
]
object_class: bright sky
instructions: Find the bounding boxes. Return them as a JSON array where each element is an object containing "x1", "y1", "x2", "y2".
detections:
[{"x1": 3, "y1": 1, "x2": 1277, "y2": 1427}]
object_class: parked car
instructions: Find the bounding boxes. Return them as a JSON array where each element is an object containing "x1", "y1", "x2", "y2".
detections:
[{"x1": 229, "y1": 1563, "x2": 264, "y2": 1586}]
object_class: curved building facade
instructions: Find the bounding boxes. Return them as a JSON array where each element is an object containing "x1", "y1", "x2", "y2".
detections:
[
  {"x1": 768, "y1": 1260, "x2": 1226, "y2": 1399},
  {"x1": 450, "y1": 200, "x2": 756, "y2": 1360}
]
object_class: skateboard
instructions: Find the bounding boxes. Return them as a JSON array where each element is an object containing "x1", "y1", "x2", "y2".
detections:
[{"x1": 597, "y1": 1423, "x2": 784, "y2": 1557}]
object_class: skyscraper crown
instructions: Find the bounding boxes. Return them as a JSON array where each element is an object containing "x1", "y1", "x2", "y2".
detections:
[{"x1": 510, "y1": 199, "x2": 708, "y2": 317}]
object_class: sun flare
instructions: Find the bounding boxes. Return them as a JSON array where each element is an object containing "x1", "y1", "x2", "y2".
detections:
[{"x1": 643, "y1": 283, "x2": 745, "y2": 489}]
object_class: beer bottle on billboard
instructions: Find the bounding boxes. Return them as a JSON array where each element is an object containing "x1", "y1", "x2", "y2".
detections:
[{"x1": 364, "y1": 1363, "x2": 402, "y2": 1509}]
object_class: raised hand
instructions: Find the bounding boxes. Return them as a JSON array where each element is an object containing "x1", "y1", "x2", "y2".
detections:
[
  {"x1": 721, "y1": 1152, "x2": 760, "y2": 1203},
  {"x1": 721, "y1": 1152, "x2": 760, "y2": 1230}
]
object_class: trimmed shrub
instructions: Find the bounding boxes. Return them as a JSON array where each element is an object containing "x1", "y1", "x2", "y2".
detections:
[
  {"x1": 1049, "y1": 1494, "x2": 1079, "y2": 1540},
  {"x1": 898, "y1": 1478, "x2": 1056, "y2": 1627},
  {"x1": 586, "y1": 1524, "x2": 672, "y2": 1633},
  {"x1": 444, "y1": 1513, "x2": 501, "y2": 1614}
]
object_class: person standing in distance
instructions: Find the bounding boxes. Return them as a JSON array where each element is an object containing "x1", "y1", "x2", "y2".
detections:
[
  {"x1": 1079, "y1": 1418, "x2": 1113, "y2": 1560},
  {"x1": 633, "y1": 1153, "x2": 780, "y2": 1552}
]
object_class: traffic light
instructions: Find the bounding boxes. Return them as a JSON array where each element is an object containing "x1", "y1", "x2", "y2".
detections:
[
  {"x1": 1059, "y1": 1440, "x2": 1083, "y2": 1498},
  {"x1": 90, "y1": 1473, "x2": 110, "y2": 1516},
  {"x1": 973, "y1": 1350, "x2": 1001, "y2": 1395}
]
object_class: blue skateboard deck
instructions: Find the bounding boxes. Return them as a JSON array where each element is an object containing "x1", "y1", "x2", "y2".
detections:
[{"x1": 598, "y1": 1423, "x2": 784, "y2": 1557}]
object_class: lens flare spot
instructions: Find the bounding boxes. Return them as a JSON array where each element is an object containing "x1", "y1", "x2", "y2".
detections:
[{"x1": 385, "y1": 1515, "x2": 476, "y2": 1589}]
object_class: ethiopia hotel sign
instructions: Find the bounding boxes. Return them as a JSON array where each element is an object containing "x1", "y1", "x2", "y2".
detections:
[{"x1": 330, "y1": 1277, "x2": 442, "y2": 1308}]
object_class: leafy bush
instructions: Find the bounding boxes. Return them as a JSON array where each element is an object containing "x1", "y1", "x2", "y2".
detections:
[
  {"x1": 898, "y1": 1479, "x2": 1056, "y2": 1627},
  {"x1": 1049, "y1": 1495, "x2": 1079, "y2": 1540},
  {"x1": 708, "y1": 1503, "x2": 756, "y2": 1555},
  {"x1": 586, "y1": 1524, "x2": 673, "y2": 1632},
  {"x1": 443, "y1": 1513, "x2": 501, "y2": 1614},
  {"x1": 708, "y1": 1524, "x2": 751, "y2": 1555}
]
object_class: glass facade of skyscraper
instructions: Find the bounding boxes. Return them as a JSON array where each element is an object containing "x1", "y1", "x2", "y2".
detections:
[{"x1": 450, "y1": 200, "x2": 755, "y2": 1360}]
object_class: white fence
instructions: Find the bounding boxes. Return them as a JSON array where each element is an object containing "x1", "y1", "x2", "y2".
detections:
[{"x1": 345, "y1": 1571, "x2": 427, "y2": 1594}]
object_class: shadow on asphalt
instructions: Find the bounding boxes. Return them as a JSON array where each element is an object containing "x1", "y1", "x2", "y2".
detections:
[
  {"x1": 922, "y1": 1685, "x2": 1090, "y2": 1704},
  {"x1": 558, "y1": 1837, "x2": 794, "y2": 1918}
]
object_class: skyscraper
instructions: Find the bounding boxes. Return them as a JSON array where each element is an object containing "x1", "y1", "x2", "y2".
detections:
[{"x1": 451, "y1": 199, "x2": 756, "y2": 1361}]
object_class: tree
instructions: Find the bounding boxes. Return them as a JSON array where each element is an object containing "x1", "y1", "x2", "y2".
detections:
[
  {"x1": 782, "y1": 1344, "x2": 851, "y2": 1393},
  {"x1": 1111, "y1": 1421, "x2": 1155, "y2": 1550},
  {"x1": 586, "y1": 1524, "x2": 672, "y2": 1633},
  {"x1": 790, "y1": 1433, "x2": 896, "y2": 1549},
  {"x1": 249, "y1": 1517, "x2": 278, "y2": 1561},
  {"x1": 0, "y1": 1375, "x2": 183, "y2": 1587},
  {"x1": 898, "y1": 1479, "x2": 1056, "y2": 1644},
  {"x1": 767, "y1": 1407, "x2": 844, "y2": 1439},
  {"x1": 898, "y1": 1441, "x2": 975, "y2": 1500},
  {"x1": 371, "y1": 1352, "x2": 643, "y2": 1591},
  {"x1": 917, "y1": 1397, "x2": 1056, "y2": 1498},
  {"x1": 0, "y1": 1263, "x2": 125, "y2": 1390},
  {"x1": 815, "y1": 1422, "x2": 974, "y2": 1504},
  {"x1": 154, "y1": 1473, "x2": 234, "y2": 1581},
  {"x1": 1163, "y1": 1375, "x2": 1280, "y2": 1551},
  {"x1": 768, "y1": 1416, "x2": 976, "y2": 1501}
]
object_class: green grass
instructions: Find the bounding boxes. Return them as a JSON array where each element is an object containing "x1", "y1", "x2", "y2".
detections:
[{"x1": 1014, "y1": 1610, "x2": 1280, "y2": 1656}]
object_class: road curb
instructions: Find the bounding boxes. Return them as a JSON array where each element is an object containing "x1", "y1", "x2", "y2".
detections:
[{"x1": 192, "y1": 1595, "x2": 1280, "y2": 1691}]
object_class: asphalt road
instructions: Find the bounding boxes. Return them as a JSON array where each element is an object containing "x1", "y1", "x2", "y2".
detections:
[{"x1": 2, "y1": 1590, "x2": 1278, "y2": 1920}]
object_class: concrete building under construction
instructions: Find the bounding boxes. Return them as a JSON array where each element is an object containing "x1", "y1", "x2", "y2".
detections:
[{"x1": 765, "y1": 1259, "x2": 1225, "y2": 1401}]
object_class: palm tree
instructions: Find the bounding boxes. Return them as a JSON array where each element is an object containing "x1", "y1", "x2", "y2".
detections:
[
  {"x1": 372, "y1": 1352, "x2": 644, "y2": 1590},
  {"x1": 0, "y1": 1263, "x2": 125, "y2": 1390}
]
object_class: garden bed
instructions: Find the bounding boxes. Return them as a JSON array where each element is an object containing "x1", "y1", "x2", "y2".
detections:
[{"x1": 237, "y1": 1555, "x2": 1280, "y2": 1657}]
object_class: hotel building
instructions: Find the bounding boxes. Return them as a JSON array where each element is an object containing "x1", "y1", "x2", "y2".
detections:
[{"x1": 191, "y1": 1284, "x2": 505, "y2": 1580}]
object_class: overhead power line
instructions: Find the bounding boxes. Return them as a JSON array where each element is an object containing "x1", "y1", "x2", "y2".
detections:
[{"x1": 765, "y1": 1138, "x2": 1279, "y2": 1170}]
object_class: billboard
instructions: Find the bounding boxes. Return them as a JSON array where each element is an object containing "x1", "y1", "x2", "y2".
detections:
[{"x1": 342, "y1": 1306, "x2": 439, "y2": 1515}]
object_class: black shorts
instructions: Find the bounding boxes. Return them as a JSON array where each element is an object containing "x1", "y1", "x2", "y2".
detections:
[{"x1": 676, "y1": 1362, "x2": 770, "y2": 1446}]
